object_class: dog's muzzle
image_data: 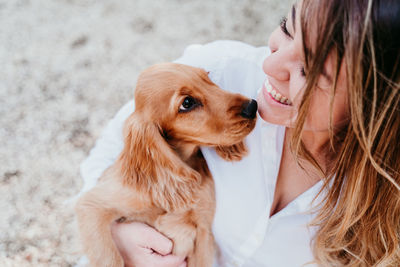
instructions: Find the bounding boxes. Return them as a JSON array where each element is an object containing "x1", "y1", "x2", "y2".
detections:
[{"x1": 240, "y1": 99, "x2": 258, "y2": 119}]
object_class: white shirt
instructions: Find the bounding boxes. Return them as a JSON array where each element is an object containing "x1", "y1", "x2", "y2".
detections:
[{"x1": 80, "y1": 40, "x2": 323, "y2": 267}]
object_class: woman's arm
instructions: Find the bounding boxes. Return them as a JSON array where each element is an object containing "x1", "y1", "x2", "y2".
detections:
[
  {"x1": 79, "y1": 100, "x2": 134, "y2": 194},
  {"x1": 78, "y1": 41, "x2": 259, "y2": 266}
]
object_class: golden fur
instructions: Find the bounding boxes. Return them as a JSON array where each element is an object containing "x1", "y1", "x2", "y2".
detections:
[{"x1": 75, "y1": 63, "x2": 257, "y2": 267}]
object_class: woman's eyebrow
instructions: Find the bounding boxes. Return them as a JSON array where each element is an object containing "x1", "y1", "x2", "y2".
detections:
[{"x1": 292, "y1": 4, "x2": 296, "y2": 33}]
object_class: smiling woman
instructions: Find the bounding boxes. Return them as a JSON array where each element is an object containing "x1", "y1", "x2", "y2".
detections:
[{"x1": 78, "y1": 0, "x2": 400, "y2": 266}]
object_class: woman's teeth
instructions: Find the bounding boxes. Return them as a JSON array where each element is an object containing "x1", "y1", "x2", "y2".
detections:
[{"x1": 265, "y1": 81, "x2": 292, "y2": 105}]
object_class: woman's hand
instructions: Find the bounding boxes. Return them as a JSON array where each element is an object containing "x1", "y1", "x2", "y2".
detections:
[{"x1": 111, "y1": 221, "x2": 187, "y2": 267}]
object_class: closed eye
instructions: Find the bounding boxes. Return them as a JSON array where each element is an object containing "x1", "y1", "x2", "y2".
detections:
[{"x1": 280, "y1": 16, "x2": 292, "y2": 39}]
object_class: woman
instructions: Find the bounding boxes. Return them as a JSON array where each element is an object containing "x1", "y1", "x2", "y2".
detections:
[{"x1": 80, "y1": 0, "x2": 400, "y2": 266}]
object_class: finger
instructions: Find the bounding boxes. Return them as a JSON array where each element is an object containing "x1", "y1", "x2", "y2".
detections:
[
  {"x1": 150, "y1": 253, "x2": 187, "y2": 267},
  {"x1": 141, "y1": 226, "x2": 173, "y2": 256}
]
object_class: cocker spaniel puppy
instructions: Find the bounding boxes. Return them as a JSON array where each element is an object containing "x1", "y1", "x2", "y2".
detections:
[{"x1": 75, "y1": 63, "x2": 258, "y2": 267}]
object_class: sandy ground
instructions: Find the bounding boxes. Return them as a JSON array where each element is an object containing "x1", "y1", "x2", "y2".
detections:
[{"x1": 0, "y1": 0, "x2": 291, "y2": 266}]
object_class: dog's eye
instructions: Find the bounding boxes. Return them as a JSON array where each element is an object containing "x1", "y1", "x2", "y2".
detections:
[{"x1": 179, "y1": 96, "x2": 197, "y2": 112}]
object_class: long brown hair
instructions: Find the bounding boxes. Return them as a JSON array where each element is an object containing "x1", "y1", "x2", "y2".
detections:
[{"x1": 292, "y1": 0, "x2": 400, "y2": 265}]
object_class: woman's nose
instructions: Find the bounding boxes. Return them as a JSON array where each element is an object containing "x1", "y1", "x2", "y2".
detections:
[
  {"x1": 263, "y1": 29, "x2": 290, "y2": 81},
  {"x1": 268, "y1": 28, "x2": 280, "y2": 53}
]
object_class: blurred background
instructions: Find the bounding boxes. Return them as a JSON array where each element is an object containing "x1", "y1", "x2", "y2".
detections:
[{"x1": 0, "y1": 0, "x2": 291, "y2": 266}]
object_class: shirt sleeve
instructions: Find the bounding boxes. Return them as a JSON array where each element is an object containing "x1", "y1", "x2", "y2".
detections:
[
  {"x1": 175, "y1": 40, "x2": 268, "y2": 85},
  {"x1": 79, "y1": 100, "x2": 134, "y2": 194}
]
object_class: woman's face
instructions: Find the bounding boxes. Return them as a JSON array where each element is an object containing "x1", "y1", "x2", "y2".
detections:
[{"x1": 257, "y1": 1, "x2": 349, "y2": 132}]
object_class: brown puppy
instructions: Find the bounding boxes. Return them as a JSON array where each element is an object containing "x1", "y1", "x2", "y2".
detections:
[{"x1": 75, "y1": 63, "x2": 257, "y2": 267}]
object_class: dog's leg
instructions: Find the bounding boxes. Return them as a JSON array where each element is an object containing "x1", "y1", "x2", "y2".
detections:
[
  {"x1": 188, "y1": 227, "x2": 215, "y2": 267},
  {"x1": 75, "y1": 179, "x2": 149, "y2": 267},
  {"x1": 155, "y1": 212, "x2": 197, "y2": 258},
  {"x1": 76, "y1": 199, "x2": 123, "y2": 267},
  {"x1": 76, "y1": 193, "x2": 124, "y2": 267},
  {"x1": 187, "y1": 177, "x2": 216, "y2": 267}
]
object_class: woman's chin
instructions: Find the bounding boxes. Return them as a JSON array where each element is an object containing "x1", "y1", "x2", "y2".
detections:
[{"x1": 257, "y1": 90, "x2": 294, "y2": 127}]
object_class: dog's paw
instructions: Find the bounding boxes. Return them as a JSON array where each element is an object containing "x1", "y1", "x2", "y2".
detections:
[
  {"x1": 155, "y1": 213, "x2": 196, "y2": 257},
  {"x1": 216, "y1": 142, "x2": 248, "y2": 161}
]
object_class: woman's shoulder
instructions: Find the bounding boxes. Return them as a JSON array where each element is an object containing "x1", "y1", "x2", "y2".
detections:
[
  {"x1": 175, "y1": 40, "x2": 269, "y2": 98},
  {"x1": 175, "y1": 40, "x2": 268, "y2": 72},
  {"x1": 176, "y1": 40, "x2": 266, "y2": 62}
]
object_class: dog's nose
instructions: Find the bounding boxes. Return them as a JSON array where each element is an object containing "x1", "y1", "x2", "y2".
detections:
[{"x1": 240, "y1": 99, "x2": 258, "y2": 119}]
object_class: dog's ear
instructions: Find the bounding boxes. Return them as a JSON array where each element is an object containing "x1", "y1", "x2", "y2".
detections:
[
  {"x1": 215, "y1": 142, "x2": 248, "y2": 161},
  {"x1": 117, "y1": 114, "x2": 201, "y2": 212}
]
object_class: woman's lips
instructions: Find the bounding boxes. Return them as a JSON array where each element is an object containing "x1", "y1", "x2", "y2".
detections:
[{"x1": 264, "y1": 79, "x2": 292, "y2": 106}]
